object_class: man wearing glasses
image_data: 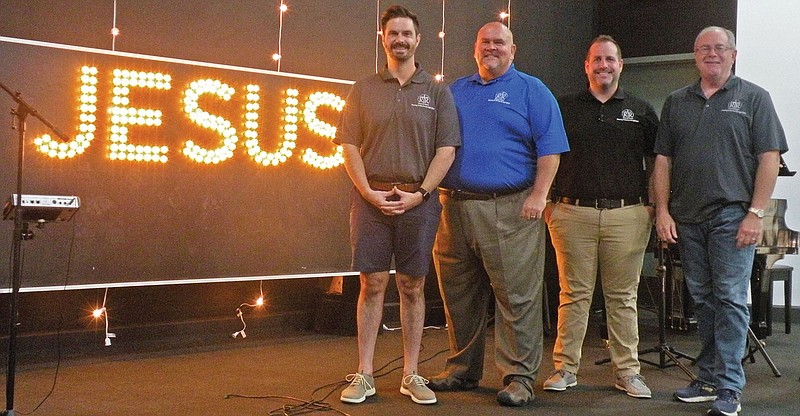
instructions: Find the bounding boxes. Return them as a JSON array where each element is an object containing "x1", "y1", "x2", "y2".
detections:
[{"x1": 653, "y1": 26, "x2": 788, "y2": 416}]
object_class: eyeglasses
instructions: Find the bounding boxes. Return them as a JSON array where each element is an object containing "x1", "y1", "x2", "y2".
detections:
[{"x1": 695, "y1": 45, "x2": 733, "y2": 55}]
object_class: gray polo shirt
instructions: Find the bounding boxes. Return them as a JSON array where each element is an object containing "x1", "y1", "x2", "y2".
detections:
[
  {"x1": 335, "y1": 65, "x2": 461, "y2": 183},
  {"x1": 654, "y1": 75, "x2": 788, "y2": 222}
]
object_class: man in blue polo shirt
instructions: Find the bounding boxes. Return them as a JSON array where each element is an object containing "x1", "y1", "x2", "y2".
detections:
[{"x1": 427, "y1": 21, "x2": 569, "y2": 407}]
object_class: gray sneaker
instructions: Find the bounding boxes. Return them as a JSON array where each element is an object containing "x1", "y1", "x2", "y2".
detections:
[
  {"x1": 543, "y1": 369, "x2": 577, "y2": 391},
  {"x1": 614, "y1": 374, "x2": 652, "y2": 399},
  {"x1": 340, "y1": 373, "x2": 376, "y2": 404},
  {"x1": 400, "y1": 373, "x2": 437, "y2": 404}
]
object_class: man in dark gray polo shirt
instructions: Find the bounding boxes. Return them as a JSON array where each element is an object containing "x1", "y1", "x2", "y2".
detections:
[
  {"x1": 333, "y1": 5, "x2": 460, "y2": 406},
  {"x1": 653, "y1": 26, "x2": 787, "y2": 416}
]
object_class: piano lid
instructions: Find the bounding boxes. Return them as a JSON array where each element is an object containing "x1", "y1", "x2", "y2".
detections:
[{"x1": 756, "y1": 198, "x2": 798, "y2": 255}]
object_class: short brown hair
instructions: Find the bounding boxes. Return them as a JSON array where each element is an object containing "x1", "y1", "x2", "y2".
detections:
[
  {"x1": 381, "y1": 5, "x2": 420, "y2": 36},
  {"x1": 586, "y1": 35, "x2": 622, "y2": 61}
]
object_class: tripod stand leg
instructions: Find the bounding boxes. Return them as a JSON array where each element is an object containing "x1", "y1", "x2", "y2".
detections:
[
  {"x1": 746, "y1": 327, "x2": 781, "y2": 377},
  {"x1": 634, "y1": 244, "x2": 697, "y2": 381},
  {"x1": 660, "y1": 347, "x2": 697, "y2": 380}
]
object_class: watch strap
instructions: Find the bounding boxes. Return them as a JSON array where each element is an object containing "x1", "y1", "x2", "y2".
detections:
[
  {"x1": 417, "y1": 187, "x2": 430, "y2": 202},
  {"x1": 747, "y1": 207, "x2": 765, "y2": 218}
]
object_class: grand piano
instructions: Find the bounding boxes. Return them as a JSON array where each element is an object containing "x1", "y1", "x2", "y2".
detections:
[{"x1": 750, "y1": 198, "x2": 798, "y2": 339}]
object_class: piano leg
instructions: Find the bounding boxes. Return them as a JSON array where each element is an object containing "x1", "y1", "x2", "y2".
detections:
[
  {"x1": 749, "y1": 256, "x2": 771, "y2": 339},
  {"x1": 744, "y1": 254, "x2": 782, "y2": 377}
]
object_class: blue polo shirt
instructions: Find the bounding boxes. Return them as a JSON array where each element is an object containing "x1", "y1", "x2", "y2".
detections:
[{"x1": 441, "y1": 65, "x2": 569, "y2": 193}]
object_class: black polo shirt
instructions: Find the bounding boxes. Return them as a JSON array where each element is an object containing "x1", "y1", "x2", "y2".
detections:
[{"x1": 554, "y1": 88, "x2": 659, "y2": 200}]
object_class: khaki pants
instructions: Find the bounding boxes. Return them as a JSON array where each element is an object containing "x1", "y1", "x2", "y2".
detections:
[
  {"x1": 546, "y1": 203, "x2": 651, "y2": 377},
  {"x1": 433, "y1": 190, "x2": 544, "y2": 386}
]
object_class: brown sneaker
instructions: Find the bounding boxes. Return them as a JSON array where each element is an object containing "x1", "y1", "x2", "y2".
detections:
[{"x1": 427, "y1": 373, "x2": 479, "y2": 391}]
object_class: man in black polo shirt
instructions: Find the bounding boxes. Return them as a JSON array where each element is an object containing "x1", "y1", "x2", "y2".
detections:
[{"x1": 543, "y1": 35, "x2": 658, "y2": 399}]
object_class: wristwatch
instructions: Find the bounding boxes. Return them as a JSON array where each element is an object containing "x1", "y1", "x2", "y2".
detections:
[
  {"x1": 747, "y1": 207, "x2": 765, "y2": 218},
  {"x1": 417, "y1": 187, "x2": 431, "y2": 202}
]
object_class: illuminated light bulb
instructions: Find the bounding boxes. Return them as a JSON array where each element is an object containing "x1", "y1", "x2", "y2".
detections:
[
  {"x1": 500, "y1": 11, "x2": 510, "y2": 19},
  {"x1": 93, "y1": 307, "x2": 105, "y2": 318},
  {"x1": 36, "y1": 66, "x2": 99, "y2": 158},
  {"x1": 272, "y1": 53, "x2": 281, "y2": 61},
  {"x1": 435, "y1": 74, "x2": 444, "y2": 81},
  {"x1": 242, "y1": 86, "x2": 300, "y2": 167},
  {"x1": 108, "y1": 69, "x2": 170, "y2": 163},
  {"x1": 280, "y1": 4, "x2": 288, "y2": 12},
  {"x1": 256, "y1": 296, "x2": 264, "y2": 306},
  {"x1": 297, "y1": 91, "x2": 346, "y2": 169},
  {"x1": 439, "y1": 31, "x2": 445, "y2": 38}
]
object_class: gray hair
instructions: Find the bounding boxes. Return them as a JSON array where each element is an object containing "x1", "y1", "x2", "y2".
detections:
[{"x1": 695, "y1": 26, "x2": 736, "y2": 49}]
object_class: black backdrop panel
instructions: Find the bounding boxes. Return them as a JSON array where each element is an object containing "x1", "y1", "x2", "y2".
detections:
[{"x1": 0, "y1": 38, "x2": 354, "y2": 287}]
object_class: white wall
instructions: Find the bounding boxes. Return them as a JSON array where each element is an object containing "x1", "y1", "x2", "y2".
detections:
[{"x1": 737, "y1": 0, "x2": 800, "y2": 307}]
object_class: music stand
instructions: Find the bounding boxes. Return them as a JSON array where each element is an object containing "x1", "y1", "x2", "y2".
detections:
[{"x1": 633, "y1": 242, "x2": 697, "y2": 379}]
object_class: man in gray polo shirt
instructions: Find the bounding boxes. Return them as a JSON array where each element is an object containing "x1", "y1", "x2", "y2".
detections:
[
  {"x1": 653, "y1": 26, "x2": 787, "y2": 416},
  {"x1": 333, "y1": 5, "x2": 460, "y2": 406}
]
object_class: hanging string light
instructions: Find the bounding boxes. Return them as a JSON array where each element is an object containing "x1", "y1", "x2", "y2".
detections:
[
  {"x1": 435, "y1": 0, "x2": 446, "y2": 82},
  {"x1": 92, "y1": 287, "x2": 116, "y2": 346},
  {"x1": 374, "y1": 0, "x2": 381, "y2": 73},
  {"x1": 272, "y1": 1, "x2": 288, "y2": 71},
  {"x1": 231, "y1": 281, "x2": 266, "y2": 339},
  {"x1": 500, "y1": 0, "x2": 512, "y2": 29},
  {"x1": 110, "y1": 0, "x2": 120, "y2": 51}
]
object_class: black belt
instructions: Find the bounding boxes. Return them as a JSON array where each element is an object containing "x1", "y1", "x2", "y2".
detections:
[
  {"x1": 557, "y1": 196, "x2": 642, "y2": 209},
  {"x1": 439, "y1": 188, "x2": 518, "y2": 201}
]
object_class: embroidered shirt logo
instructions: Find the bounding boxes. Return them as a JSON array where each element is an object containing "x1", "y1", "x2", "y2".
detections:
[
  {"x1": 411, "y1": 94, "x2": 435, "y2": 110},
  {"x1": 615, "y1": 108, "x2": 639, "y2": 123},
  {"x1": 721, "y1": 99, "x2": 747, "y2": 114},
  {"x1": 488, "y1": 91, "x2": 510, "y2": 104}
]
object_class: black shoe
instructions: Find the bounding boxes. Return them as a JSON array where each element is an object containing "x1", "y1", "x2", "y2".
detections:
[
  {"x1": 427, "y1": 373, "x2": 479, "y2": 392},
  {"x1": 496, "y1": 378, "x2": 534, "y2": 407}
]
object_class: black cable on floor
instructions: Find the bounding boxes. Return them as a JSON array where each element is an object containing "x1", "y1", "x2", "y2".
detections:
[{"x1": 224, "y1": 328, "x2": 449, "y2": 415}]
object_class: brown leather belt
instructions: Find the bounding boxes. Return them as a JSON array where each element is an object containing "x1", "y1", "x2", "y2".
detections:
[
  {"x1": 557, "y1": 196, "x2": 642, "y2": 210},
  {"x1": 368, "y1": 179, "x2": 422, "y2": 193},
  {"x1": 439, "y1": 188, "x2": 517, "y2": 201}
]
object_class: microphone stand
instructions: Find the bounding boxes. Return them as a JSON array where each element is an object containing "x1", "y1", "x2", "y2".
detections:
[
  {"x1": 1, "y1": 81, "x2": 70, "y2": 416},
  {"x1": 636, "y1": 241, "x2": 697, "y2": 379}
]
